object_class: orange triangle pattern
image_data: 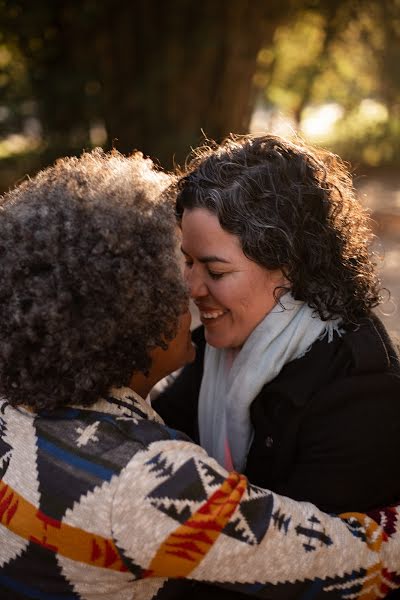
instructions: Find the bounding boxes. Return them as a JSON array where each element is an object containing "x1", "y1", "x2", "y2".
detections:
[
  {"x1": 0, "y1": 480, "x2": 127, "y2": 572},
  {"x1": 144, "y1": 470, "x2": 247, "y2": 578}
]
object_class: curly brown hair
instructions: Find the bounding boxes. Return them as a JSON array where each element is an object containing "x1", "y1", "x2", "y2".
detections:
[
  {"x1": 175, "y1": 134, "x2": 381, "y2": 324},
  {"x1": 0, "y1": 149, "x2": 187, "y2": 410}
]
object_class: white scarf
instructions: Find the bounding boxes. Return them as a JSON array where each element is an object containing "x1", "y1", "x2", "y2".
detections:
[{"x1": 198, "y1": 293, "x2": 343, "y2": 471}]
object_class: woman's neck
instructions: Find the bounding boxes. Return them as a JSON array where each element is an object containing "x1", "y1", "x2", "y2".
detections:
[{"x1": 129, "y1": 371, "x2": 157, "y2": 399}]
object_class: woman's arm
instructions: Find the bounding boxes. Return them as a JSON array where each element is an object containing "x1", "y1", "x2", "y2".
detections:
[{"x1": 113, "y1": 438, "x2": 399, "y2": 599}]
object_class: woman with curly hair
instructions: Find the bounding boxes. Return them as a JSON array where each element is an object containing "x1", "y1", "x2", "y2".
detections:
[
  {"x1": 0, "y1": 149, "x2": 198, "y2": 597},
  {"x1": 0, "y1": 149, "x2": 194, "y2": 411},
  {"x1": 154, "y1": 133, "x2": 400, "y2": 515}
]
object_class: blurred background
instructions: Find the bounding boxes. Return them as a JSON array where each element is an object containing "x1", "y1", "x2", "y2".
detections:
[{"x1": 0, "y1": 0, "x2": 399, "y2": 334}]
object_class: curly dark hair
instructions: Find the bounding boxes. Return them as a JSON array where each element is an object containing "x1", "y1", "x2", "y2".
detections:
[
  {"x1": 0, "y1": 149, "x2": 187, "y2": 410},
  {"x1": 175, "y1": 134, "x2": 381, "y2": 324}
]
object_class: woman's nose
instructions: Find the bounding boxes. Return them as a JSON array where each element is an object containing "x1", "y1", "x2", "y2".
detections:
[{"x1": 185, "y1": 266, "x2": 208, "y2": 298}]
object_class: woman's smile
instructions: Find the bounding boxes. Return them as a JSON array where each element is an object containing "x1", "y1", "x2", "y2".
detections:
[{"x1": 196, "y1": 303, "x2": 228, "y2": 322}]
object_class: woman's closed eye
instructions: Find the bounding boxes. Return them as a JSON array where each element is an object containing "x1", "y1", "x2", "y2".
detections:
[
  {"x1": 183, "y1": 255, "x2": 227, "y2": 280},
  {"x1": 208, "y1": 271, "x2": 226, "y2": 280}
]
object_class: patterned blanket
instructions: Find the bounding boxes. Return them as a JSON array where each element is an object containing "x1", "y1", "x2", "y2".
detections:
[{"x1": 0, "y1": 387, "x2": 398, "y2": 599}]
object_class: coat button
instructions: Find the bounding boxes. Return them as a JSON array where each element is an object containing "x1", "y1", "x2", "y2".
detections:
[{"x1": 265, "y1": 435, "x2": 274, "y2": 448}]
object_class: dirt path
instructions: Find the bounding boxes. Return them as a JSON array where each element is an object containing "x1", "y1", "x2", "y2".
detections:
[{"x1": 356, "y1": 173, "x2": 400, "y2": 337}]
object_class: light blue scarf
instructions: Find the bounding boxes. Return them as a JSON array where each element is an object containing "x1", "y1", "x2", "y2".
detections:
[{"x1": 198, "y1": 293, "x2": 344, "y2": 471}]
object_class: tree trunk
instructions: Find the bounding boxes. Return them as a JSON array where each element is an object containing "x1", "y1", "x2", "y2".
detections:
[
  {"x1": 2, "y1": 0, "x2": 295, "y2": 169},
  {"x1": 95, "y1": 0, "x2": 275, "y2": 167}
]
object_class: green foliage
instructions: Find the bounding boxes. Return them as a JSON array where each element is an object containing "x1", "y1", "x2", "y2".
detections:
[
  {"x1": 255, "y1": 0, "x2": 400, "y2": 167},
  {"x1": 0, "y1": 39, "x2": 33, "y2": 136},
  {"x1": 326, "y1": 110, "x2": 400, "y2": 169},
  {"x1": 259, "y1": 2, "x2": 382, "y2": 115}
]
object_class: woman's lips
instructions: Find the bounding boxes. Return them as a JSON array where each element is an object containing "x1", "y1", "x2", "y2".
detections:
[
  {"x1": 201, "y1": 310, "x2": 224, "y2": 318},
  {"x1": 198, "y1": 308, "x2": 228, "y2": 323}
]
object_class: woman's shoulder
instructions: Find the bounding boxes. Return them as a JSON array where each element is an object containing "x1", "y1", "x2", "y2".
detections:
[
  {"x1": 301, "y1": 312, "x2": 400, "y2": 380},
  {"x1": 254, "y1": 312, "x2": 399, "y2": 410},
  {"x1": 302, "y1": 313, "x2": 400, "y2": 413},
  {"x1": 340, "y1": 313, "x2": 400, "y2": 375}
]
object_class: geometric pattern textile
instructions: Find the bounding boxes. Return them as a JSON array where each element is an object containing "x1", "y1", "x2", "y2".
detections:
[{"x1": 0, "y1": 388, "x2": 399, "y2": 599}]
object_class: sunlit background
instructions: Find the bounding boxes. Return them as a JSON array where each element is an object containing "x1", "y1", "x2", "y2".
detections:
[{"x1": 0, "y1": 0, "x2": 399, "y2": 333}]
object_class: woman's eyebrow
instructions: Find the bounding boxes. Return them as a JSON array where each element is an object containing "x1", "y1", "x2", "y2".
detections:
[{"x1": 180, "y1": 246, "x2": 230, "y2": 264}]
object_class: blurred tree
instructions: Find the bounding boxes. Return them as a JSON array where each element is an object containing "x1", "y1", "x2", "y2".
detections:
[
  {"x1": 93, "y1": 0, "x2": 280, "y2": 166},
  {"x1": 255, "y1": 0, "x2": 400, "y2": 167},
  {"x1": 1, "y1": 2, "x2": 103, "y2": 161},
  {"x1": 2, "y1": 0, "x2": 399, "y2": 176},
  {"x1": 257, "y1": 0, "x2": 374, "y2": 124},
  {"x1": 377, "y1": 0, "x2": 400, "y2": 118},
  {"x1": 0, "y1": 0, "x2": 302, "y2": 169},
  {"x1": 0, "y1": 40, "x2": 31, "y2": 138}
]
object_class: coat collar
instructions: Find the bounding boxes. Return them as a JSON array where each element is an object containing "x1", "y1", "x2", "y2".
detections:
[
  {"x1": 260, "y1": 315, "x2": 396, "y2": 408},
  {"x1": 15, "y1": 386, "x2": 164, "y2": 425}
]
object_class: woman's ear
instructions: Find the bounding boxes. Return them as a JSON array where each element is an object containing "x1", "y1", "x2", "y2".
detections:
[
  {"x1": 273, "y1": 268, "x2": 290, "y2": 289},
  {"x1": 270, "y1": 268, "x2": 291, "y2": 304}
]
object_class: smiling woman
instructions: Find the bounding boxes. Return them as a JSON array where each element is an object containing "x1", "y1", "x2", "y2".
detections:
[
  {"x1": 181, "y1": 208, "x2": 286, "y2": 349},
  {"x1": 154, "y1": 133, "x2": 400, "y2": 518}
]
